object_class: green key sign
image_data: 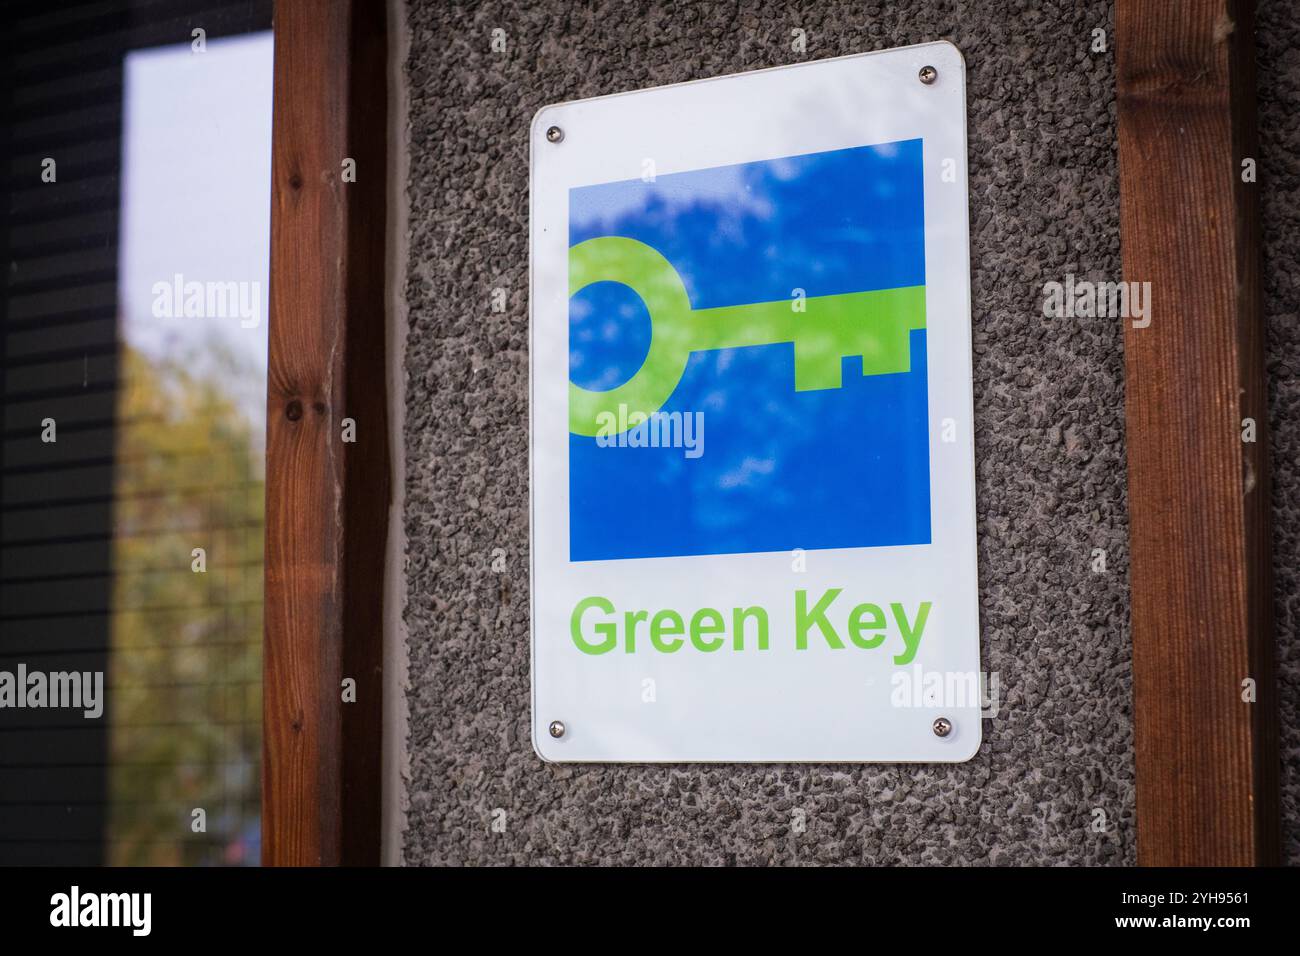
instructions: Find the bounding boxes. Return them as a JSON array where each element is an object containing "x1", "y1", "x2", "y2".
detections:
[{"x1": 530, "y1": 42, "x2": 983, "y2": 763}]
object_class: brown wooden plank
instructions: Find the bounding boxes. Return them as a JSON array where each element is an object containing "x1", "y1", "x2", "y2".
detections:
[
  {"x1": 263, "y1": 0, "x2": 389, "y2": 866},
  {"x1": 1116, "y1": 0, "x2": 1278, "y2": 865}
]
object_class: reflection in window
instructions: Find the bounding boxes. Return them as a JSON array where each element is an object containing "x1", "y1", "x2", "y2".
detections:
[{"x1": 0, "y1": 3, "x2": 271, "y2": 866}]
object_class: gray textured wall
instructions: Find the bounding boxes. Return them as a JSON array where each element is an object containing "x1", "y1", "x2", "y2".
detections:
[
  {"x1": 397, "y1": 0, "x2": 1293, "y2": 865},
  {"x1": 1260, "y1": 0, "x2": 1300, "y2": 865}
]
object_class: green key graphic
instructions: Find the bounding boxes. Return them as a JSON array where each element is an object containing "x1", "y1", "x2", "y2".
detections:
[{"x1": 568, "y1": 236, "x2": 926, "y2": 437}]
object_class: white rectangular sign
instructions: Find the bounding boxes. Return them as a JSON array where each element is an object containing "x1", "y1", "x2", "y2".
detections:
[{"x1": 529, "y1": 42, "x2": 981, "y2": 762}]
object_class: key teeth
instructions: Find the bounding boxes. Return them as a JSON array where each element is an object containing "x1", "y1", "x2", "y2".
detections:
[{"x1": 793, "y1": 359, "x2": 845, "y2": 392}]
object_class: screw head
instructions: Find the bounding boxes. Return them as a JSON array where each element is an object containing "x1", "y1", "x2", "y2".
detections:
[
  {"x1": 918, "y1": 65, "x2": 938, "y2": 85},
  {"x1": 548, "y1": 720, "x2": 566, "y2": 738},
  {"x1": 546, "y1": 125, "x2": 564, "y2": 143},
  {"x1": 932, "y1": 716, "x2": 953, "y2": 738}
]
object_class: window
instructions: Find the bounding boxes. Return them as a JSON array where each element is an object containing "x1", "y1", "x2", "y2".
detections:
[{"x1": 0, "y1": 0, "x2": 273, "y2": 866}]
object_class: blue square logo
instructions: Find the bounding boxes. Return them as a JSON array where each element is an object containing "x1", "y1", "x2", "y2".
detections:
[{"x1": 568, "y1": 139, "x2": 930, "y2": 562}]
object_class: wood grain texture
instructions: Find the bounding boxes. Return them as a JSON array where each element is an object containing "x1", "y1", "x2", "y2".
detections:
[
  {"x1": 1116, "y1": 0, "x2": 1278, "y2": 865},
  {"x1": 263, "y1": 0, "x2": 389, "y2": 866}
]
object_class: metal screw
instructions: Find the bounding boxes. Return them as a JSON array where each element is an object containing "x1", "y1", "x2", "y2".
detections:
[
  {"x1": 918, "y1": 65, "x2": 937, "y2": 85},
  {"x1": 932, "y1": 716, "x2": 952, "y2": 738},
  {"x1": 548, "y1": 720, "x2": 566, "y2": 738},
  {"x1": 546, "y1": 125, "x2": 564, "y2": 143}
]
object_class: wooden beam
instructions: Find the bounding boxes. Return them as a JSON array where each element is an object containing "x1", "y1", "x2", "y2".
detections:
[
  {"x1": 263, "y1": 0, "x2": 390, "y2": 866},
  {"x1": 1116, "y1": 0, "x2": 1278, "y2": 865}
]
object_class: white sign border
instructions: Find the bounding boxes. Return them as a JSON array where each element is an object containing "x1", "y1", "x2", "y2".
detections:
[{"x1": 529, "y1": 41, "x2": 981, "y2": 763}]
